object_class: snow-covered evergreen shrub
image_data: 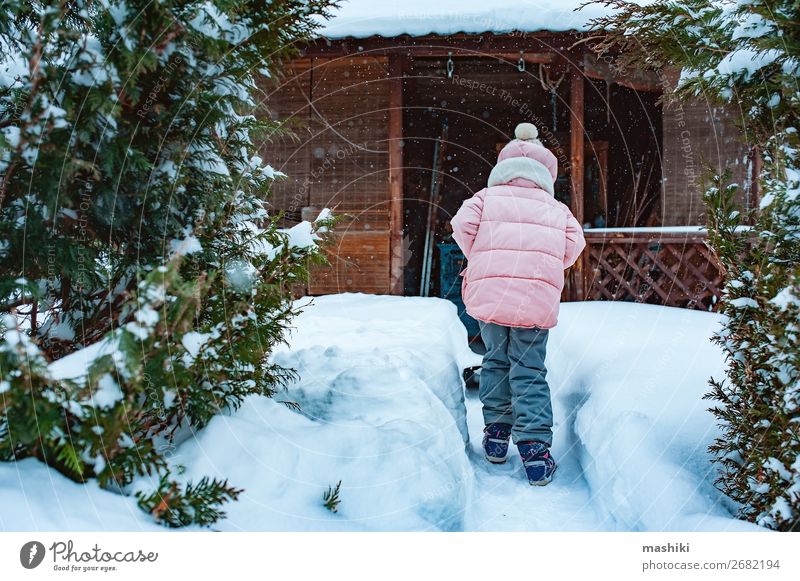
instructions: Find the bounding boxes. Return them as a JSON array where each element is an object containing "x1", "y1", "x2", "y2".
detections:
[
  {"x1": 0, "y1": 0, "x2": 334, "y2": 526},
  {"x1": 589, "y1": 0, "x2": 799, "y2": 531}
]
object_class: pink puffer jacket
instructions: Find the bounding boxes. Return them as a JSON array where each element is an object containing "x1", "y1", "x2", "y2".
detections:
[{"x1": 451, "y1": 123, "x2": 585, "y2": 329}]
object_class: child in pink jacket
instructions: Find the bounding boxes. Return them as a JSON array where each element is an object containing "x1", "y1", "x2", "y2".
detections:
[{"x1": 451, "y1": 122, "x2": 585, "y2": 485}]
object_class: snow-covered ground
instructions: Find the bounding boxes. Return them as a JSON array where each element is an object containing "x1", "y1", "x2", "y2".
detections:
[
  {"x1": 0, "y1": 459, "x2": 165, "y2": 532},
  {"x1": 175, "y1": 295, "x2": 474, "y2": 531},
  {"x1": 0, "y1": 294, "x2": 764, "y2": 532},
  {"x1": 466, "y1": 301, "x2": 762, "y2": 532}
]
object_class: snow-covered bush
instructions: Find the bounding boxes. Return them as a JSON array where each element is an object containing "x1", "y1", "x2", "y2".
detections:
[
  {"x1": 0, "y1": 0, "x2": 334, "y2": 526},
  {"x1": 589, "y1": 0, "x2": 799, "y2": 530}
]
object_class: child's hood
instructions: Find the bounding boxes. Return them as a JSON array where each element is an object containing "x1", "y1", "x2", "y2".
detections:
[{"x1": 487, "y1": 123, "x2": 558, "y2": 196}]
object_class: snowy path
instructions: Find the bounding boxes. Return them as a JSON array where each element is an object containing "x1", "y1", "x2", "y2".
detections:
[
  {"x1": 464, "y1": 390, "x2": 611, "y2": 531},
  {"x1": 460, "y1": 301, "x2": 762, "y2": 533},
  {"x1": 0, "y1": 294, "x2": 764, "y2": 532}
]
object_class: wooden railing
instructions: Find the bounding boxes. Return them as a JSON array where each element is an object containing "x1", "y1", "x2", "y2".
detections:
[{"x1": 575, "y1": 228, "x2": 725, "y2": 311}]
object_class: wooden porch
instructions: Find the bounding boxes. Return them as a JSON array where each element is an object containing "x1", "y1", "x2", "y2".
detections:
[{"x1": 262, "y1": 32, "x2": 738, "y2": 311}]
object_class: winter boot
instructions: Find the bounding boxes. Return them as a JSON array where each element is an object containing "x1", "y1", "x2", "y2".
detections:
[
  {"x1": 482, "y1": 422, "x2": 512, "y2": 463},
  {"x1": 518, "y1": 441, "x2": 557, "y2": 486}
]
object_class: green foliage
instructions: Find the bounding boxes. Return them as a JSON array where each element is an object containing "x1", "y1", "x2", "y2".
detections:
[
  {"x1": 0, "y1": 0, "x2": 335, "y2": 352},
  {"x1": 136, "y1": 475, "x2": 243, "y2": 528},
  {"x1": 589, "y1": 0, "x2": 799, "y2": 530},
  {"x1": 703, "y1": 168, "x2": 799, "y2": 531},
  {"x1": 0, "y1": 0, "x2": 336, "y2": 527},
  {"x1": 323, "y1": 480, "x2": 342, "y2": 514}
]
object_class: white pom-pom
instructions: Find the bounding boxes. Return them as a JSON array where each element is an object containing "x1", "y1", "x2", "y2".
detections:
[{"x1": 514, "y1": 122, "x2": 539, "y2": 141}]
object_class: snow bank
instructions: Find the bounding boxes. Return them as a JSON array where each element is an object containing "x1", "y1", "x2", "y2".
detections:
[
  {"x1": 0, "y1": 459, "x2": 164, "y2": 531},
  {"x1": 548, "y1": 302, "x2": 762, "y2": 532},
  {"x1": 171, "y1": 294, "x2": 474, "y2": 531},
  {"x1": 316, "y1": 0, "x2": 653, "y2": 39}
]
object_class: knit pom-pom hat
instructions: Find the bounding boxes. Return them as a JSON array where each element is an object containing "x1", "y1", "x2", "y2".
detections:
[{"x1": 489, "y1": 123, "x2": 559, "y2": 192}]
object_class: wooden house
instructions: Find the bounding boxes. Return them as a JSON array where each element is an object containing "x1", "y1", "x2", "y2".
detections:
[{"x1": 258, "y1": 2, "x2": 756, "y2": 314}]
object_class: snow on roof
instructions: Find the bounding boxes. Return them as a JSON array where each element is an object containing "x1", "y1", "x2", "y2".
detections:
[{"x1": 316, "y1": 0, "x2": 653, "y2": 39}]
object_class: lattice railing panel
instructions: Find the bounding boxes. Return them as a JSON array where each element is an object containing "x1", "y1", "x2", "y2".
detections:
[{"x1": 584, "y1": 232, "x2": 724, "y2": 311}]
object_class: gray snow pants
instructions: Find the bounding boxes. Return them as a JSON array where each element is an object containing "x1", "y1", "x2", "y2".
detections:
[{"x1": 478, "y1": 321, "x2": 553, "y2": 446}]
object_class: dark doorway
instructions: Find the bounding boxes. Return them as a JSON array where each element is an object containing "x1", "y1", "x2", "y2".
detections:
[
  {"x1": 401, "y1": 57, "x2": 663, "y2": 297},
  {"x1": 402, "y1": 56, "x2": 571, "y2": 297}
]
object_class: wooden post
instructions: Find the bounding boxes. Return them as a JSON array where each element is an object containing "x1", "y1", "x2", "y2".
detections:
[
  {"x1": 569, "y1": 69, "x2": 586, "y2": 301},
  {"x1": 388, "y1": 54, "x2": 405, "y2": 295},
  {"x1": 749, "y1": 145, "x2": 762, "y2": 215}
]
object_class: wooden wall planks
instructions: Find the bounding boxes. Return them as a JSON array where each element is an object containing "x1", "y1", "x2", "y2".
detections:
[
  {"x1": 309, "y1": 232, "x2": 391, "y2": 295},
  {"x1": 261, "y1": 56, "x2": 393, "y2": 295},
  {"x1": 259, "y1": 59, "x2": 314, "y2": 222}
]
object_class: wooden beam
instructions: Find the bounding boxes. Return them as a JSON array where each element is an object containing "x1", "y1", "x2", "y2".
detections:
[
  {"x1": 583, "y1": 231, "x2": 711, "y2": 244},
  {"x1": 299, "y1": 32, "x2": 583, "y2": 59},
  {"x1": 582, "y1": 53, "x2": 664, "y2": 93},
  {"x1": 587, "y1": 140, "x2": 609, "y2": 224},
  {"x1": 474, "y1": 52, "x2": 557, "y2": 65},
  {"x1": 388, "y1": 54, "x2": 405, "y2": 295},
  {"x1": 570, "y1": 69, "x2": 586, "y2": 301}
]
